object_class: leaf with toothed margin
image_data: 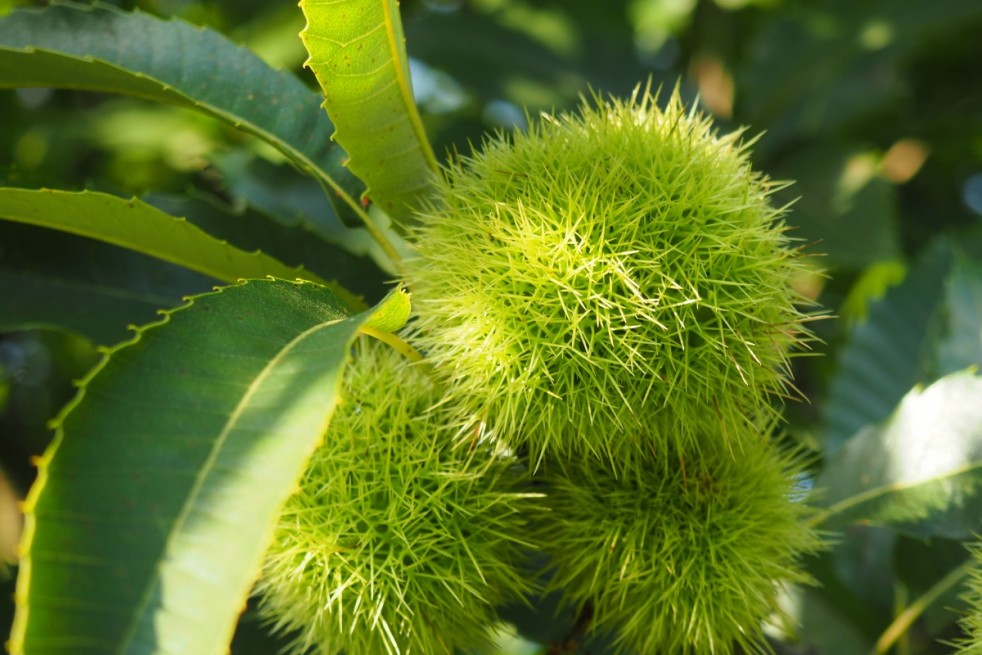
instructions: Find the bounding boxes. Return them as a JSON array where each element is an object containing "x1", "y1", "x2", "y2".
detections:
[
  {"x1": 0, "y1": 220, "x2": 214, "y2": 345},
  {"x1": 299, "y1": 0, "x2": 439, "y2": 228},
  {"x1": 11, "y1": 282, "x2": 411, "y2": 655},
  {"x1": 0, "y1": 187, "x2": 363, "y2": 312},
  {"x1": 0, "y1": 0, "x2": 365, "y2": 229},
  {"x1": 144, "y1": 191, "x2": 386, "y2": 306}
]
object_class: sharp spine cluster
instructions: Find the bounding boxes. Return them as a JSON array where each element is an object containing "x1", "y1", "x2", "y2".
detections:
[
  {"x1": 261, "y1": 85, "x2": 824, "y2": 655},
  {"x1": 534, "y1": 429, "x2": 820, "y2": 654},
  {"x1": 257, "y1": 339, "x2": 539, "y2": 655},
  {"x1": 403, "y1": 86, "x2": 816, "y2": 465},
  {"x1": 400, "y1": 86, "x2": 823, "y2": 653},
  {"x1": 957, "y1": 543, "x2": 982, "y2": 655}
]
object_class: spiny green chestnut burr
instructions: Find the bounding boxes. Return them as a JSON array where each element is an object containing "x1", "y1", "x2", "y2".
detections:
[
  {"x1": 402, "y1": 86, "x2": 814, "y2": 463},
  {"x1": 533, "y1": 424, "x2": 821, "y2": 655},
  {"x1": 255, "y1": 338, "x2": 539, "y2": 655},
  {"x1": 956, "y1": 542, "x2": 982, "y2": 654}
]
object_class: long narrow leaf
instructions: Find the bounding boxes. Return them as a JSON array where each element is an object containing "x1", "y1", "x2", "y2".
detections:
[
  {"x1": 11, "y1": 282, "x2": 412, "y2": 655},
  {"x1": 300, "y1": 0, "x2": 438, "y2": 227},
  {"x1": 0, "y1": 1, "x2": 364, "y2": 230},
  {"x1": 0, "y1": 188, "x2": 362, "y2": 310},
  {"x1": 0, "y1": 221, "x2": 213, "y2": 345},
  {"x1": 144, "y1": 192, "x2": 386, "y2": 304}
]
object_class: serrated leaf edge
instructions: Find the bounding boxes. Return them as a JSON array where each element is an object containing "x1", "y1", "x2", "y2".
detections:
[
  {"x1": 0, "y1": 188, "x2": 365, "y2": 311},
  {"x1": 10, "y1": 280, "x2": 405, "y2": 653},
  {"x1": 0, "y1": 1, "x2": 380, "y2": 252},
  {"x1": 299, "y1": 0, "x2": 438, "y2": 226},
  {"x1": 10, "y1": 279, "x2": 215, "y2": 653},
  {"x1": 814, "y1": 368, "x2": 982, "y2": 530}
]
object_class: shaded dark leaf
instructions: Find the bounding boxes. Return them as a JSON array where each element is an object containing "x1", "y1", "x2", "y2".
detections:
[{"x1": 822, "y1": 240, "x2": 952, "y2": 452}]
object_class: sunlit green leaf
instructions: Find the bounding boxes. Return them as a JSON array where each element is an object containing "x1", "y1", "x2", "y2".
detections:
[
  {"x1": 300, "y1": 0, "x2": 438, "y2": 227},
  {"x1": 817, "y1": 369, "x2": 982, "y2": 539},
  {"x1": 0, "y1": 188, "x2": 368, "y2": 311},
  {"x1": 11, "y1": 283, "x2": 412, "y2": 655},
  {"x1": 144, "y1": 192, "x2": 385, "y2": 306}
]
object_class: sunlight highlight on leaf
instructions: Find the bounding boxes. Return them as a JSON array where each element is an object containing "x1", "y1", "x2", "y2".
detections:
[
  {"x1": 816, "y1": 370, "x2": 982, "y2": 539},
  {"x1": 300, "y1": 0, "x2": 439, "y2": 229},
  {"x1": 11, "y1": 283, "x2": 408, "y2": 655}
]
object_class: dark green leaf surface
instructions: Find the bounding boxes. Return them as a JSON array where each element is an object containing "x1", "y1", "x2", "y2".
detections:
[
  {"x1": 894, "y1": 536, "x2": 971, "y2": 637},
  {"x1": 0, "y1": 221, "x2": 213, "y2": 345},
  {"x1": 144, "y1": 192, "x2": 387, "y2": 306},
  {"x1": 0, "y1": 1, "x2": 365, "y2": 228},
  {"x1": 0, "y1": 188, "x2": 368, "y2": 309},
  {"x1": 0, "y1": 571, "x2": 14, "y2": 652},
  {"x1": 937, "y1": 254, "x2": 982, "y2": 375},
  {"x1": 10, "y1": 282, "x2": 412, "y2": 655},
  {"x1": 403, "y1": 0, "x2": 654, "y2": 127},
  {"x1": 796, "y1": 587, "x2": 875, "y2": 655},
  {"x1": 300, "y1": 0, "x2": 438, "y2": 227},
  {"x1": 229, "y1": 598, "x2": 296, "y2": 655},
  {"x1": 822, "y1": 241, "x2": 952, "y2": 452},
  {"x1": 797, "y1": 550, "x2": 885, "y2": 654},
  {"x1": 817, "y1": 370, "x2": 982, "y2": 539},
  {"x1": 832, "y1": 525, "x2": 897, "y2": 612},
  {"x1": 209, "y1": 153, "x2": 392, "y2": 265}
]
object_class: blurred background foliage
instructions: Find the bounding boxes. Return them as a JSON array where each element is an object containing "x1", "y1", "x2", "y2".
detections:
[{"x1": 0, "y1": 0, "x2": 980, "y2": 653}]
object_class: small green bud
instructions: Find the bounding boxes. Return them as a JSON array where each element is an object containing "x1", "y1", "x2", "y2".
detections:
[
  {"x1": 533, "y1": 423, "x2": 822, "y2": 655},
  {"x1": 403, "y1": 86, "x2": 815, "y2": 464},
  {"x1": 256, "y1": 339, "x2": 539, "y2": 655}
]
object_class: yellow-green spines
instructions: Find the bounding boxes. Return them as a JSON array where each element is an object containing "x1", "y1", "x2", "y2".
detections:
[
  {"x1": 402, "y1": 87, "x2": 813, "y2": 463},
  {"x1": 255, "y1": 339, "x2": 538, "y2": 655},
  {"x1": 533, "y1": 429, "x2": 821, "y2": 655},
  {"x1": 957, "y1": 542, "x2": 982, "y2": 655}
]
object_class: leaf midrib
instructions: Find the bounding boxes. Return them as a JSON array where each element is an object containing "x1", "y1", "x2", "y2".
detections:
[
  {"x1": 822, "y1": 460, "x2": 982, "y2": 521},
  {"x1": 118, "y1": 315, "x2": 346, "y2": 652},
  {"x1": 381, "y1": 0, "x2": 438, "y2": 174}
]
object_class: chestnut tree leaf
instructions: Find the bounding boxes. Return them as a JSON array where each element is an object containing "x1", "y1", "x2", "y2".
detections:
[
  {"x1": 299, "y1": 0, "x2": 438, "y2": 228},
  {"x1": 0, "y1": 188, "x2": 363, "y2": 312},
  {"x1": 0, "y1": 0, "x2": 365, "y2": 230},
  {"x1": 937, "y1": 254, "x2": 982, "y2": 375},
  {"x1": 816, "y1": 370, "x2": 982, "y2": 540},
  {"x1": 0, "y1": 221, "x2": 213, "y2": 345},
  {"x1": 822, "y1": 241, "x2": 952, "y2": 453},
  {"x1": 0, "y1": 188, "x2": 319, "y2": 284},
  {"x1": 10, "y1": 282, "x2": 412, "y2": 655}
]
